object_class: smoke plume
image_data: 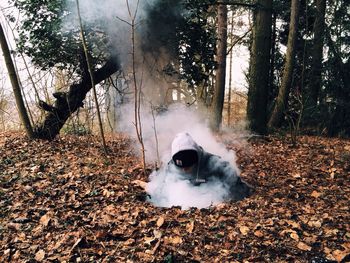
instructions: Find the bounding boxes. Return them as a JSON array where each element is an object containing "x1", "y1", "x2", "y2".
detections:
[
  {"x1": 118, "y1": 104, "x2": 241, "y2": 209},
  {"x1": 63, "y1": 1, "x2": 245, "y2": 209}
]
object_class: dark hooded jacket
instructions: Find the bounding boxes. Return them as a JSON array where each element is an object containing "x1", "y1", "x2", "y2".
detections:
[{"x1": 167, "y1": 132, "x2": 252, "y2": 201}]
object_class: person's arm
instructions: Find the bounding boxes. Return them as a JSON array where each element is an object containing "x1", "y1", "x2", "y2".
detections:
[
  {"x1": 207, "y1": 155, "x2": 253, "y2": 200},
  {"x1": 207, "y1": 155, "x2": 239, "y2": 183}
]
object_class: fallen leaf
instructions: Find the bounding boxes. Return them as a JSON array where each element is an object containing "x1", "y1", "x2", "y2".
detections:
[
  {"x1": 292, "y1": 172, "x2": 301, "y2": 178},
  {"x1": 186, "y1": 221, "x2": 195, "y2": 233},
  {"x1": 297, "y1": 242, "x2": 312, "y2": 251},
  {"x1": 325, "y1": 247, "x2": 336, "y2": 261},
  {"x1": 307, "y1": 220, "x2": 322, "y2": 228},
  {"x1": 258, "y1": 172, "x2": 266, "y2": 177},
  {"x1": 132, "y1": 180, "x2": 147, "y2": 189},
  {"x1": 168, "y1": 236, "x2": 182, "y2": 245},
  {"x1": 153, "y1": 229, "x2": 162, "y2": 239},
  {"x1": 290, "y1": 232, "x2": 299, "y2": 241},
  {"x1": 39, "y1": 213, "x2": 51, "y2": 227},
  {"x1": 239, "y1": 226, "x2": 250, "y2": 236},
  {"x1": 124, "y1": 238, "x2": 135, "y2": 246},
  {"x1": 285, "y1": 220, "x2": 301, "y2": 229},
  {"x1": 102, "y1": 189, "x2": 112, "y2": 197},
  {"x1": 144, "y1": 236, "x2": 156, "y2": 246},
  {"x1": 35, "y1": 249, "x2": 45, "y2": 261},
  {"x1": 311, "y1": 190, "x2": 321, "y2": 198},
  {"x1": 332, "y1": 249, "x2": 349, "y2": 262},
  {"x1": 156, "y1": 216, "x2": 165, "y2": 228},
  {"x1": 253, "y1": 230, "x2": 264, "y2": 237}
]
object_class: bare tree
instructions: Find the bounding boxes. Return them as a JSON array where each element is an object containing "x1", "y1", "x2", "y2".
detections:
[
  {"x1": 268, "y1": 0, "x2": 300, "y2": 128},
  {"x1": 0, "y1": 22, "x2": 33, "y2": 138},
  {"x1": 76, "y1": 0, "x2": 108, "y2": 154},
  {"x1": 210, "y1": 4, "x2": 228, "y2": 131}
]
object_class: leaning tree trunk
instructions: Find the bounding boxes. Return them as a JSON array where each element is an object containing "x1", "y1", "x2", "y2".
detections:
[
  {"x1": 210, "y1": 4, "x2": 228, "y2": 131},
  {"x1": 33, "y1": 58, "x2": 120, "y2": 140},
  {"x1": 268, "y1": 0, "x2": 300, "y2": 128},
  {"x1": 0, "y1": 22, "x2": 34, "y2": 138},
  {"x1": 247, "y1": 0, "x2": 273, "y2": 135}
]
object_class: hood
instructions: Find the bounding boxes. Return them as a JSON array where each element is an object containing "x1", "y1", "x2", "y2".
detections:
[{"x1": 171, "y1": 132, "x2": 199, "y2": 158}]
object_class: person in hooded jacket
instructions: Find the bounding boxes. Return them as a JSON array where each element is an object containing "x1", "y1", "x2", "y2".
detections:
[{"x1": 166, "y1": 132, "x2": 253, "y2": 201}]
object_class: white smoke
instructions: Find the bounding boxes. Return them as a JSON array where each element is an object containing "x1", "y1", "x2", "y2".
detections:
[
  {"x1": 118, "y1": 104, "x2": 241, "y2": 209},
  {"x1": 119, "y1": 104, "x2": 239, "y2": 165},
  {"x1": 146, "y1": 169, "x2": 230, "y2": 209},
  {"x1": 62, "y1": 0, "x2": 245, "y2": 209}
]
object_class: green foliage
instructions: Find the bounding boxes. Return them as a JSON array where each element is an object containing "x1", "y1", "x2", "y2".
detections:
[
  {"x1": 12, "y1": 0, "x2": 218, "y2": 90},
  {"x1": 10, "y1": 0, "x2": 111, "y2": 72},
  {"x1": 178, "y1": 0, "x2": 217, "y2": 86}
]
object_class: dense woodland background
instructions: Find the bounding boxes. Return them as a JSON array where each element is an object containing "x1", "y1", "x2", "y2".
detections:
[
  {"x1": 0, "y1": 0, "x2": 349, "y2": 262},
  {"x1": 0, "y1": 0, "x2": 348, "y2": 140}
]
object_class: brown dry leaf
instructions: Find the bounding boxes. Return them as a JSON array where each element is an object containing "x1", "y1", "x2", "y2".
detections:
[
  {"x1": 311, "y1": 190, "x2": 321, "y2": 198},
  {"x1": 342, "y1": 242, "x2": 350, "y2": 250},
  {"x1": 228, "y1": 231, "x2": 238, "y2": 240},
  {"x1": 35, "y1": 249, "x2": 45, "y2": 262},
  {"x1": 253, "y1": 230, "x2": 264, "y2": 237},
  {"x1": 186, "y1": 221, "x2": 195, "y2": 233},
  {"x1": 332, "y1": 249, "x2": 349, "y2": 262},
  {"x1": 258, "y1": 171, "x2": 266, "y2": 177},
  {"x1": 168, "y1": 236, "x2": 183, "y2": 245},
  {"x1": 297, "y1": 242, "x2": 312, "y2": 251},
  {"x1": 156, "y1": 216, "x2": 165, "y2": 228},
  {"x1": 307, "y1": 220, "x2": 322, "y2": 228},
  {"x1": 132, "y1": 180, "x2": 147, "y2": 190},
  {"x1": 290, "y1": 232, "x2": 299, "y2": 241},
  {"x1": 292, "y1": 172, "x2": 301, "y2": 178},
  {"x1": 39, "y1": 213, "x2": 51, "y2": 227},
  {"x1": 123, "y1": 238, "x2": 135, "y2": 246},
  {"x1": 151, "y1": 230, "x2": 162, "y2": 242},
  {"x1": 102, "y1": 189, "x2": 112, "y2": 198},
  {"x1": 144, "y1": 236, "x2": 156, "y2": 246},
  {"x1": 285, "y1": 220, "x2": 301, "y2": 229},
  {"x1": 239, "y1": 226, "x2": 250, "y2": 236}
]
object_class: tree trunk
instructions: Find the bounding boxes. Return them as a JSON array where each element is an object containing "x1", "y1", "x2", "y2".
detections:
[
  {"x1": 247, "y1": 0, "x2": 272, "y2": 135},
  {"x1": 0, "y1": 22, "x2": 34, "y2": 138},
  {"x1": 33, "y1": 58, "x2": 120, "y2": 140},
  {"x1": 308, "y1": 0, "x2": 326, "y2": 107},
  {"x1": 76, "y1": 0, "x2": 108, "y2": 154},
  {"x1": 227, "y1": 9, "x2": 234, "y2": 127},
  {"x1": 210, "y1": 4, "x2": 228, "y2": 131},
  {"x1": 268, "y1": 12, "x2": 277, "y2": 105},
  {"x1": 326, "y1": 30, "x2": 350, "y2": 136},
  {"x1": 268, "y1": 0, "x2": 300, "y2": 128}
]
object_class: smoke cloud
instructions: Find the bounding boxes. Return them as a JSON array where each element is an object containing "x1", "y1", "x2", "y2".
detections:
[
  {"x1": 62, "y1": 0, "x2": 245, "y2": 209},
  {"x1": 146, "y1": 169, "x2": 230, "y2": 209},
  {"x1": 118, "y1": 104, "x2": 241, "y2": 209}
]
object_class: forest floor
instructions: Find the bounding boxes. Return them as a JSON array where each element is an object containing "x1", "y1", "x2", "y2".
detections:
[{"x1": 0, "y1": 132, "x2": 349, "y2": 262}]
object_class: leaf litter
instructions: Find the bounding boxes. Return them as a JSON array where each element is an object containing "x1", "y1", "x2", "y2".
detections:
[{"x1": 0, "y1": 132, "x2": 349, "y2": 262}]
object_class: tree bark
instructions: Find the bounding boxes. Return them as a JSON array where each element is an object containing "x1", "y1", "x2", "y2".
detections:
[
  {"x1": 268, "y1": 0, "x2": 300, "y2": 128},
  {"x1": 76, "y1": 0, "x2": 108, "y2": 154},
  {"x1": 247, "y1": 0, "x2": 272, "y2": 135},
  {"x1": 0, "y1": 22, "x2": 34, "y2": 138},
  {"x1": 308, "y1": 0, "x2": 326, "y2": 107},
  {"x1": 227, "y1": 10, "x2": 234, "y2": 127},
  {"x1": 210, "y1": 4, "x2": 228, "y2": 131},
  {"x1": 33, "y1": 58, "x2": 120, "y2": 140}
]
